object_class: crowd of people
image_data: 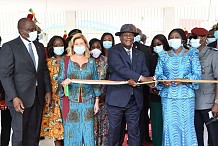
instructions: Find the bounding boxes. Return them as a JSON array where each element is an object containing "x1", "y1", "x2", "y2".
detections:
[{"x1": 0, "y1": 17, "x2": 218, "y2": 146}]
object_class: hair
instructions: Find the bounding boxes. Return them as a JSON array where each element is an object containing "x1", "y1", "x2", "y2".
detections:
[
  {"x1": 168, "y1": 28, "x2": 188, "y2": 49},
  {"x1": 89, "y1": 38, "x2": 102, "y2": 50},
  {"x1": 150, "y1": 34, "x2": 171, "y2": 53},
  {"x1": 100, "y1": 32, "x2": 115, "y2": 56},
  {"x1": 47, "y1": 36, "x2": 67, "y2": 58},
  {"x1": 67, "y1": 33, "x2": 90, "y2": 58}
]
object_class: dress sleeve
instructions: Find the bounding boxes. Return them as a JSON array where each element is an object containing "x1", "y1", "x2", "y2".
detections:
[
  {"x1": 56, "y1": 58, "x2": 65, "y2": 98},
  {"x1": 92, "y1": 59, "x2": 101, "y2": 97},
  {"x1": 184, "y1": 48, "x2": 202, "y2": 90}
]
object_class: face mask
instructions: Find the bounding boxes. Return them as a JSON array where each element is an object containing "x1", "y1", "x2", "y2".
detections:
[
  {"x1": 207, "y1": 38, "x2": 216, "y2": 44},
  {"x1": 27, "y1": 31, "x2": 38, "y2": 42},
  {"x1": 214, "y1": 30, "x2": 218, "y2": 40},
  {"x1": 74, "y1": 46, "x2": 86, "y2": 55},
  {"x1": 103, "y1": 41, "x2": 112, "y2": 49},
  {"x1": 153, "y1": 45, "x2": 164, "y2": 53},
  {"x1": 90, "y1": 48, "x2": 102, "y2": 58},
  {"x1": 134, "y1": 35, "x2": 141, "y2": 42},
  {"x1": 168, "y1": 39, "x2": 182, "y2": 50},
  {"x1": 190, "y1": 39, "x2": 201, "y2": 48},
  {"x1": 53, "y1": 47, "x2": 64, "y2": 55}
]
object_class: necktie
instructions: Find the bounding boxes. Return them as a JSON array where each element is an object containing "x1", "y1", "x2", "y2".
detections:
[
  {"x1": 127, "y1": 50, "x2": 132, "y2": 62},
  {"x1": 28, "y1": 43, "x2": 36, "y2": 67}
]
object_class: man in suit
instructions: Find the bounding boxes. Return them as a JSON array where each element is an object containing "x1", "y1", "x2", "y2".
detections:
[
  {"x1": 106, "y1": 24, "x2": 153, "y2": 146},
  {"x1": 0, "y1": 18, "x2": 51, "y2": 146}
]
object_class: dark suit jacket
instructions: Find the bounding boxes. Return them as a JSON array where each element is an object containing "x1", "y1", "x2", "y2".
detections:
[
  {"x1": 106, "y1": 43, "x2": 149, "y2": 110},
  {"x1": 0, "y1": 36, "x2": 51, "y2": 108},
  {"x1": 208, "y1": 40, "x2": 217, "y2": 48}
]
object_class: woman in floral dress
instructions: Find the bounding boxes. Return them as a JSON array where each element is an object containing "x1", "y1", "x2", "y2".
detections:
[{"x1": 40, "y1": 36, "x2": 66, "y2": 146}]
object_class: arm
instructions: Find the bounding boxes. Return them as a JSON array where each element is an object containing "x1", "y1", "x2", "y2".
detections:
[
  {"x1": 183, "y1": 49, "x2": 202, "y2": 89},
  {"x1": 0, "y1": 43, "x2": 24, "y2": 113},
  {"x1": 57, "y1": 59, "x2": 65, "y2": 97}
]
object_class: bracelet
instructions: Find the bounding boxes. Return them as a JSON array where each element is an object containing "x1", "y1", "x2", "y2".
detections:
[{"x1": 214, "y1": 99, "x2": 218, "y2": 104}]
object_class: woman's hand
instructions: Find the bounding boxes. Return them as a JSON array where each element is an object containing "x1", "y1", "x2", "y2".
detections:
[
  {"x1": 61, "y1": 78, "x2": 71, "y2": 87},
  {"x1": 94, "y1": 97, "x2": 99, "y2": 115},
  {"x1": 163, "y1": 80, "x2": 172, "y2": 86}
]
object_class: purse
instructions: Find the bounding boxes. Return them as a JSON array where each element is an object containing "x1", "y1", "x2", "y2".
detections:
[{"x1": 62, "y1": 56, "x2": 70, "y2": 121}]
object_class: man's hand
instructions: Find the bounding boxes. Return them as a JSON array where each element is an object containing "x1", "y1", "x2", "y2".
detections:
[
  {"x1": 140, "y1": 76, "x2": 154, "y2": 82},
  {"x1": 45, "y1": 92, "x2": 51, "y2": 107},
  {"x1": 128, "y1": 79, "x2": 137, "y2": 87},
  {"x1": 212, "y1": 103, "x2": 218, "y2": 116},
  {"x1": 13, "y1": 97, "x2": 24, "y2": 113}
]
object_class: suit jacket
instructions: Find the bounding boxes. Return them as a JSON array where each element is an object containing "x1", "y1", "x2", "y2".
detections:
[
  {"x1": 0, "y1": 36, "x2": 51, "y2": 108},
  {"x1": 106, "y1": 43, "x2": 149, "y2": 110}
]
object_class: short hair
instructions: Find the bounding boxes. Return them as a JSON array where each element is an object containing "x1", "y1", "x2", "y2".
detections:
[
  {"x1": 89, "y1": 38, "x2": 101, "y2": 50},
  {"x1": 17, "y1": 18, "x2": 33, "y2": 29},
  {"x1": 47, "y1": 35, "x2": 67, "y2": 58},
  {"x1": 67, "y1": 33, "x2": 90, "y2": 58}
]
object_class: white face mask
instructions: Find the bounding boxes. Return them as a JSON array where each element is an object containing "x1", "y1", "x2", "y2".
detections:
[
  {"x1": 153, "y1": 45, "x2": 164, "y2": 53},
  {"x1": 207, "y1": 38, "x2": 216, "y2": 44},
  {"x1": 74, "y1": 46, "x2": 86, "y2": 55},
  {"x1": 168, "y1": 39, "x2": 182, "y2": 50},
  {"x1": 90, "y1": 48, "x2": 102, "y2": 58},
  {"x1": 190, "y1": 39, "x2": 201, "y2": 48},
  {"x1": 103, "y1": 41, "x2": 112, "y2": 49},
  {"x1": 53, "y1": 47, "x2": 64, "y2": 55},
  {"x1": 27, "y1": 31, "x2": 38, "y2": 42}
]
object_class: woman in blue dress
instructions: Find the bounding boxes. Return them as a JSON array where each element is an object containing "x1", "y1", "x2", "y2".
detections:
[
  {"x1": 57, "y1": 33, "x2": 101, "y2": 146},
  {"x1": 155, "y1": 28, "x2": 201, "y2": 146}
]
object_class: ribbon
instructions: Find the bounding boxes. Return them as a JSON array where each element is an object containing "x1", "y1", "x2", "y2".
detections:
[{"x1": 68, "y1": 79, "x2": 218, "y2": 85}]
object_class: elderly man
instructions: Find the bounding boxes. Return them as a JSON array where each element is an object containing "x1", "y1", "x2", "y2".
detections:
[
  {"x1": 0, "y1": 18, "x2": 51, "y2": 146},
  {"x1": 106, "y1": 24, "x2": 153, "y2": 146},
  {"x1": 190, "y1": 27, "x2": 218, "y2": 146}
]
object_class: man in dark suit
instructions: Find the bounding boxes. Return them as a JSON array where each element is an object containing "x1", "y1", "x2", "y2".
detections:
[
  {"x1": 0, "y1": 18, "x2": 51, "y2": 146},
  {"x1": 106, "y1": 24, "x2": 153, "y2": 146}
]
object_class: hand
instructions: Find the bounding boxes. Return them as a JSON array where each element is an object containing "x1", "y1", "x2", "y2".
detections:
[
  {"x1": 174, "y1": 78, "x2": 185, "y2": 86},
  {"x1": 94, "y1": 100, "x2": 99, "y2": 115},
  {"x1": 45, "y1": 92, "x2": 51, "y2": 107},
  {"x1": 61, "y1": 78, "x2": 71, "y2": 87},
  {"x1": 140, "y1": 76, "x2": 154, "y2": 82},
  {"x1": 147, "y1": 82, "x2": 155, "y2": 88},
  {"x1": 0, "y1": 100, "x2": 7, "y2": 110},
  {"x1": 212, "y1": 103, "x2": 218, "y2": 116},
  {"x1": 13, "y1": 97, "x2": 24, "y2": 113},
  {"x1": 163, "y1": 80, "x2": 172, "y2": 86},
  {"x1": 128, "y1": 79, "x2": 137, "y2": 87}
]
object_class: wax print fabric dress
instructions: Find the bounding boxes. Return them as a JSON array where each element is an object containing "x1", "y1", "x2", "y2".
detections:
[
  {"x1": 94, "y1": 55, "x2": 109, "y2": 146},
  {"x1": 155, "y1": 47, "x2": 201, "y2": 146},
  {"x1": 57, "y1": 57, "x2": 101, "y2": 146},
  {"x1": 40, "y1": 57, "x2": 64, "y2": 140}
]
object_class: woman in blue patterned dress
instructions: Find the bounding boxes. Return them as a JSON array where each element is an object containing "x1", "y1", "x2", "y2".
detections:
[
  {"x1": 57, "y1": 33, "x2": 101, "y2": 146},
  {"x1": 155, "y1": 28, "x2": 201, "y2": 146}
]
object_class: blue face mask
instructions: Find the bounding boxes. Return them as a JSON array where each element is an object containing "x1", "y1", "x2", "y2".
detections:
[
  {"x1": 53, "y1": 47, "x2": 64, "y2": 55},
  {"x1": 103, "y1": 41, "x2": 112, "y2": 49},
  {"x1": 168, "y1": 39, "x2": 182, "y2": 50},
  {"x1": 153, "y1": 45, "x2": 164, "y2": 53},
  {"x1": 73, "y1": 46, "x2": 86, "y2": 55},
  {"x1": 214, "y1": 30, "x2": 218, "y2": 40},
  {"x1": 134, "y1": 35, "x2": 141, "y2": 42}
]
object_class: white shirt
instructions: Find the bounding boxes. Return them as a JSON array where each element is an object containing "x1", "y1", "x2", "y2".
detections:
[{"x1": 20, "y1": 36, "x2": 39, "y2": 71}]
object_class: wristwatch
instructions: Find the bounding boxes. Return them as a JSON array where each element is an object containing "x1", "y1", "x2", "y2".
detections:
[{"x1": 215, "y1": 99, "x2": 218, "y2": 104}]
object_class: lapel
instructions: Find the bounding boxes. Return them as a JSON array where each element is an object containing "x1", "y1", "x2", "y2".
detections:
[
  {"x1": 119, "y1": 45, "x2": 132, "y2": 68},
  {"x1": 17, "y1": 37, "x2": 36, "y2": 72},
  {"x1": 132, "y1": 48, "x2": 139, "y2": 71}
]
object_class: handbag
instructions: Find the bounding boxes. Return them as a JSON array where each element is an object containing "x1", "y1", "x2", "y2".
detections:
[{"x1": 62, "y1": 56, "x2": 70, "y2": 121}]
